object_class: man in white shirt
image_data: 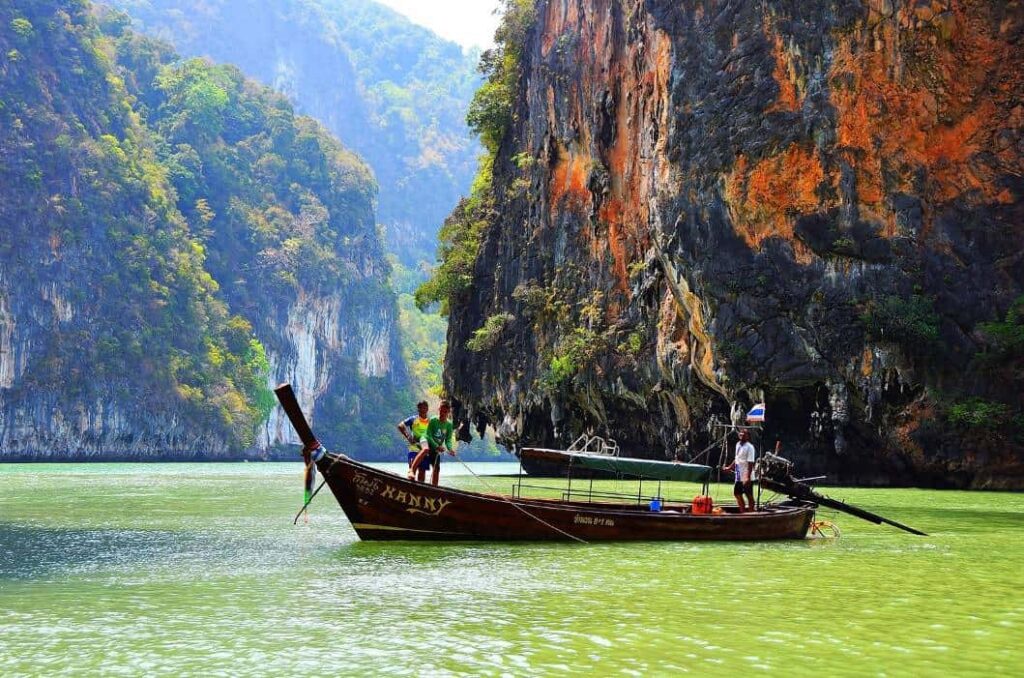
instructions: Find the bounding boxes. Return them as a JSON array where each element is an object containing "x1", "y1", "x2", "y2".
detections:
[{"x1": 723, "y1": 429, "x2": 756, "y2": 512}]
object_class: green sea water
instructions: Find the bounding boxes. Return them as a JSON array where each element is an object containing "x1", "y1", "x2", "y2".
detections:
[{"x1": 1, "y1": 462, "x2": 1021, "y2": 676}]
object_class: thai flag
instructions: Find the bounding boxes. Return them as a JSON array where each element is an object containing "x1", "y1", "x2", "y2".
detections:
[{"x1": 746, "y1": 403, "x2": 766, "y2": 423}]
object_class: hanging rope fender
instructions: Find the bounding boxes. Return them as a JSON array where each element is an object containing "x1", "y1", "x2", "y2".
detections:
[
  {"x1": 809, "y1": 520, "x2": 841, "y2": 539},
  {"x1": 293, "y1": 444, "x2": 332, "y2": 525}
]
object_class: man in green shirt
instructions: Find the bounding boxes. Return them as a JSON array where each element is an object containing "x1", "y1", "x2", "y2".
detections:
[{"x1": 407, "y1": 400, "x2": 456, "y2": 486}]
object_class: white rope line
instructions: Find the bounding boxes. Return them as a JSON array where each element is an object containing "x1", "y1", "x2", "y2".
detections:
[
  {"x1": 713, "y1": 433, "x2": 729, "y2": 504},
  {"x1": 449, "y1": 453, "x2": 588, "y2": 544},
  {"x1": 687, "y1": 438, "x2": 725, "y2": 465}
]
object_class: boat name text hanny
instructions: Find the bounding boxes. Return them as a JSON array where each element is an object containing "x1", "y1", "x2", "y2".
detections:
[{"x1": 354, "y1": 472, "x2": 453, "y2": 516}]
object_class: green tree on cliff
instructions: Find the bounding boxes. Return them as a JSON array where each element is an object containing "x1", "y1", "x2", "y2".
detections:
[{"x1": 418, "y1": 0, "x2": 535, "y2": 314}]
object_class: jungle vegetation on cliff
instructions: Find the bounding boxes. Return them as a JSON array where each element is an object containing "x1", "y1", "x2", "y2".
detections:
[
  {"x1": 417, "y1": 0, "x2": 535, "y2": 315},
  {"x1": 0, "y1": 1, "x2": 409, "y2": 457},
  {"x1": 107, "y1": 0, "x2": 482, "y2": 268}
]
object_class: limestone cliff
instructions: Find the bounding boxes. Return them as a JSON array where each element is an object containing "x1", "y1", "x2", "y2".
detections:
[
  {"x1": 444, "y1": 0, "x2": 1024, "y2": 487},
  {"x1": 0, "y1": 2, "x2": 408, "y2": 459}
]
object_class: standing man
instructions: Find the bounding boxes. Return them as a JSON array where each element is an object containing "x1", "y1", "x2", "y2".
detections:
[
  {"x1": 398, "y1": 400, "x2": 431, "y2": 482},
  {"x1": 723, "y1": 429, "x2": 757, "y2": 512},
  {"x1": 407, "y1": 400, "x2": 456, "y2": 486}
]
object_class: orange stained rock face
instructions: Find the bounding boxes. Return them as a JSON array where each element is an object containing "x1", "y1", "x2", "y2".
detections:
[
  {"x1": 598, "y1": 28, "x2": 672, "y2": 292},
  {"x1": 541, "y1": 0, "x2": 580, "y2": 56},
  {"x1": 829, "y1": 0, "x2": 1021, "y2": 231},
  {"x1": 655, "y1": 288, "x2": 691, "y2": 399},
  {"x1": 548, "y1": 146, "x2": 592, "y2": 212},
  {"x1": 767, "y1": 30, "x2": 802, "y2": 113},
  {"x1": 893, "y1": 396, "x2": 936, "y2": 463},
  {"x1": 725, "y1": 144, "x2": 827, "y2": 256},
  {"x1": 539, "y1": 1, "x2": 673, "y2": 296},
  {"x1": 861, "y1": 345, "x2": 875, "y2": 378}
]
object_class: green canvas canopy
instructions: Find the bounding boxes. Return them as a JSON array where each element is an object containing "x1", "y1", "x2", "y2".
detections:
[{"x1": 520, "y1": 448, "x2": 712, "y2": 483}]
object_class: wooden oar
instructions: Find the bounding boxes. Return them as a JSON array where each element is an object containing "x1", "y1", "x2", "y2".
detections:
[{"x1": 763, "y1": 441, "x2": 927, "y2": 536}]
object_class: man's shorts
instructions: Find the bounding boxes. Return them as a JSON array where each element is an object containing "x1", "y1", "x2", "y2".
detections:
[
  {"x1": 408, "y1": 450, "x2": 431, "y2": 471},
  {"x1": 734, "y1": 479, "x2": 753, "y2": 495}
]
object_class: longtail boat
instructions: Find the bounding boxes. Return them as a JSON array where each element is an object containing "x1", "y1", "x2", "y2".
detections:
[
  {"x1": 516, "y1": 434, "x2": 622, "y2": 479},
  {"x1": 275, "y1": 384, "x2": 816, "y2": 542},
  {"x1": 311, "y1": 453, "x2": 813, "y2": 541}
]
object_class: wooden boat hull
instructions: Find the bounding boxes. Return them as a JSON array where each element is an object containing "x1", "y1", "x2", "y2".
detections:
[{"x1": 317, "y1": 454, "x2": 815, "y2": 542}]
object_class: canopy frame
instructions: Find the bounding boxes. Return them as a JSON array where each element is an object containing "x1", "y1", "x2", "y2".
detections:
[{"x1": 515, "y1": 447, "x2": 713, "y2": 506}]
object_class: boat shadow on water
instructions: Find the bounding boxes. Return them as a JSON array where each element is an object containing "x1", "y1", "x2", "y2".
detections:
[{"x1": 326, "y1": 534, "x2": 843, "y2": 576}]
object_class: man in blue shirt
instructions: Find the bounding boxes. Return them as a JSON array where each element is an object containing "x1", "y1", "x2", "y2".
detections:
[{"x1": 397, "y1": 401, "x2": 430, "y2": 482}]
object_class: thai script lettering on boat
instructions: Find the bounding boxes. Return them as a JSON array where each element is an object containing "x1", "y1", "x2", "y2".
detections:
[
  {"x1": 380, "y1": 484, "x2": 452, "y2": 516},
  {"x1": 573, "y1": 514, "x2": 615, "y2": 527},
  {"x1": 352, "y1": 471, "x2": 384, "y2": 497}
]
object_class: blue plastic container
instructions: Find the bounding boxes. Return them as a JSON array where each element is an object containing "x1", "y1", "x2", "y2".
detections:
[{"x1": 649, "y1": 498, "x2": 662, "y2": 512}]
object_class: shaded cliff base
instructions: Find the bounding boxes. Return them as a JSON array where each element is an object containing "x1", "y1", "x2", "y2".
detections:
[
  {"x1": 0, "y1": 449, "x2": 302, "y2": 463},
  {"x1": 459, "y1": 392, "x2": 1024, "y2": 491},
  {"x1": 792, "y1": 455, "x2": 1024, "y2": 491},
  {"x1": 0, "y1": 443, "x2": 514, "y2": 464},
  {"x1": 4, "y1": 438, "x2": 1018, "y2": 489}
]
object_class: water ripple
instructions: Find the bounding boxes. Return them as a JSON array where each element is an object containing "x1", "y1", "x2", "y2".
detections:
[{"x1": 2, "y1": 465, "x2": 1023, "y2": 675}]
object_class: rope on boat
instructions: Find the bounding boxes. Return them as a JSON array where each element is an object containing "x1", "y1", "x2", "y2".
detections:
[
  {"x1": 712, "y1": 432, "x2": 728, "y2": 505},
  {"x1": 293, "y1": 476, "x2": 328, "y2": 525},
  {"x1": 686, "y1": 438, "x2": 727, "y2": 466},
  {"x1": 450, "y1": 453, "x2": 589, "y2": 544},
  {"x1": 809, "y1": 520, "x2": 841, "y2": 538},
  {"x1": 292, "y1": 447, "x2": 343, "y2": 525},
  {"x1": 296, "y1": 458, "x2": 316, "y2": 523}
]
